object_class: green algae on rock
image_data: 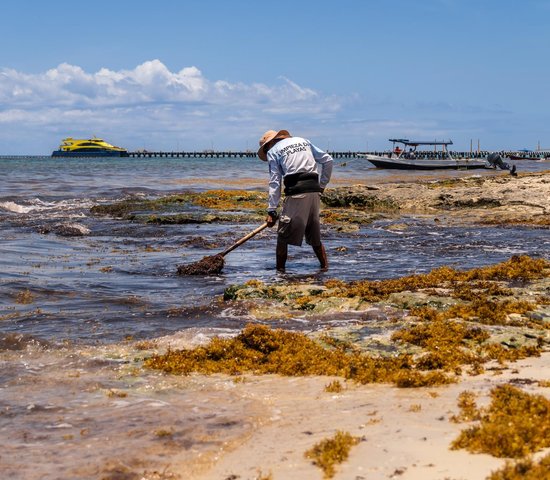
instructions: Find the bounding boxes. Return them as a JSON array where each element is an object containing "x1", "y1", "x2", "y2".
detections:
[
  {"x1": 304, "y1": 430, "x2": 361, "y2": 479},
  {"x1": 90, "y1": 194, "x2": 190, "y2": 217},
  {"x1": 222, "y1": 257, "x2": 550, "y2": 333},
  {"x1": 90, "y1": 190, "x2": 266, "y2": 218},
  {"x1": 321, "y1": 186, "x2": 399, "y2": 211},
  {"x1": 90, "y1": 187, "x2": 402, "y2": 228},
  {"x1": 145, "y1": 257, "x2": 550, "y2": 388}
]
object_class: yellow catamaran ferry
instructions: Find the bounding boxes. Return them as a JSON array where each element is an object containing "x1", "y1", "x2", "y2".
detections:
[{"x1": 51, "y1": 137, "x2": 129, "y2": 157}]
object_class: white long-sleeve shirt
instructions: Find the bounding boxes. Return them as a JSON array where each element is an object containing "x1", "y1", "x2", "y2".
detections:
[{"x1": 266, "y1": 136, "x2": 333, "y2": 211}]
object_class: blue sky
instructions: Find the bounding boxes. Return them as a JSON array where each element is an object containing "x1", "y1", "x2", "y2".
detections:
[{"x1": 1, "y1": 0, "x2": 549, "y2": 154}]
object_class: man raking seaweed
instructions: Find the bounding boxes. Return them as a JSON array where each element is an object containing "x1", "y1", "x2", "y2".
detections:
[{"x1": 177, "y1": 129, "x2": 333, "y2": 275}]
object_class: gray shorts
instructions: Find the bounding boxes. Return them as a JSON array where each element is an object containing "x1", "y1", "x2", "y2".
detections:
[{"x1": 277, "y1": 192, "x2": 321, "y2": 247}]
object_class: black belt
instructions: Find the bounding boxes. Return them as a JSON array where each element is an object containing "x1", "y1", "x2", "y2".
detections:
[{"x1": 283, "y1": 172, "x2": 321, "y2": 196}]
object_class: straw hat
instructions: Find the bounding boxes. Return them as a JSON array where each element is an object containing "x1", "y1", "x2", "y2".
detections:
[{"x1": 257, "y1": 129, "x2": 291, "y2": 161}]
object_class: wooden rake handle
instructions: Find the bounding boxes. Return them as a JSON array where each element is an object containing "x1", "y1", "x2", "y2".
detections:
[{"x1": 221, "y1": 222, "x2": 269, "y2": 257}]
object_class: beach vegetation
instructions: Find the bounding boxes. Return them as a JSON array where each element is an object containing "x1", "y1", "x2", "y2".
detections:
[
  {"x1": 304, "y1": 430, "x2": 361, "y2": 478},
  {"x1": 322, "y1": 255, "x2": 549, "y2": 302},
  {"x1": 144, "y1": 323, "x2": 456, "y2": 387},
  {"x1": 324, "y1": 380, "x2": 343, "y2": 393},
  {"x1": 451, "y1": 384, "x2": 550, "y2": 458},
  {"x1": 487, "y1": 453, "x2": 550, "y2": 480}
]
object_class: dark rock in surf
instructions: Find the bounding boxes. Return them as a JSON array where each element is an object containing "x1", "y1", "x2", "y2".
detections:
[
  {"x1": 52, "y1": 222, "x2": 91, "y2": 236},
  {"x1": 38, "y1": 222, "x2": 90, "y2": 236}
]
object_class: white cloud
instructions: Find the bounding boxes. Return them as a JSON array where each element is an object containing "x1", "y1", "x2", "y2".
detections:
[
  {"x1": 0, "y1": 59, "x2": 334, "y2": 109},
  {"x1": 0, "y1": 60, "x2": 537, "y2": 153},
  {"x1": 0, "y1": 60, "x2": 349, "y2": 153}
]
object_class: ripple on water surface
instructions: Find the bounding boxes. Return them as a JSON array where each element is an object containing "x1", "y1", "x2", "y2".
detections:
[{"x1": 1, "y1": 216, "x2": 548, "y2": 344}]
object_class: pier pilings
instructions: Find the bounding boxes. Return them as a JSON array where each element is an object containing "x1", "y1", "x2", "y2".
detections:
[{"x1": 128, "y1": 151, "x2": 367, "y2": 159}]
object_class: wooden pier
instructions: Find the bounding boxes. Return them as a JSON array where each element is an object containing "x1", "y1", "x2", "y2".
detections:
[
  {"x1": 127, "y1": 150, "x2": 362, "y2": 159},
  {"x1": 128, "y1": 149, "x2": 550, "y2": 159},
  {"x1": 1, "y1": 149, "x2": 547, "y2": 160}
]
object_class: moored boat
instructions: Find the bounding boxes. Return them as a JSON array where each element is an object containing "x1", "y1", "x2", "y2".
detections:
[
  {"x1": 363, "y1": 139, "x2": 490, "y2": 170},
  {"x1": 507, "y1": 154, "x2": 547, "y2": 161},
  {"x1": 52, "y1": 137, "x2": 129, "y2": 157}
]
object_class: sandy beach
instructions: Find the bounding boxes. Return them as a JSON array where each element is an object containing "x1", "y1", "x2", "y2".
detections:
[
  {"x1": 188, "y1": 355, "x2": 550, "y2": 480},
  {"x1": 3, "y1": 332, "x2": 548, "y2": 480},
  {"x1": 4, "y1": 330, "x2": 548, "y2": 480}
]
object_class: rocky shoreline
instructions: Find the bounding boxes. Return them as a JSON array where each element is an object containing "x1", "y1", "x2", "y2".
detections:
[
  {"x1": 89, "y1": 170, "x2": 550, "y2": 231},
  {"x1": 323, "y1": 169, "x2": 550, "y2": 227},
  {"x1": 22, "y1": 168, "x2": 547, "y2": 480},
  {"x1": 137, "y1": 250, "x2": 550, "y2": 479}
]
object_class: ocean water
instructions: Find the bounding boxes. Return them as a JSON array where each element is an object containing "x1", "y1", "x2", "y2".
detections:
[
  {"x1": 1, "y1": 155, "x2": 549, "y2": 479},
  {"x1": 2, "y1": 155, "x2": 549, "y2": 343}
]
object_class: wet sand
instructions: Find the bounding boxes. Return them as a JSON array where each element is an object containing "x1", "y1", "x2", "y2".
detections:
[
  {"x1": 192, "y1": 354, "x2": 550, "y2": 480},
  {"x1": 2, "y1": 337, "x2": 548, "y2": 480}
]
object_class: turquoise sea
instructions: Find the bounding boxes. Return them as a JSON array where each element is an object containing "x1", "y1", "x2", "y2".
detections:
[{"x1": 1, "y1": 154, "x2": 549, "y2": 479}]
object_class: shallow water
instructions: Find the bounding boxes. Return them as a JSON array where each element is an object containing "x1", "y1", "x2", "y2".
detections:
[
  {"x1": 0, "y1": 340, "x2": 266, "y2": 480},
  {"x1": 1, "y1": 155, "x2": 549, "y2": 478},
  {"x1": 2, "y1": 155, "x2": 549, "y2": 343}
]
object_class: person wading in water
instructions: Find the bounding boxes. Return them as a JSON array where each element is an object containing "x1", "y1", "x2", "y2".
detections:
[{"x1": 257, "y1": 129, "x2": 333, "y2": 272}]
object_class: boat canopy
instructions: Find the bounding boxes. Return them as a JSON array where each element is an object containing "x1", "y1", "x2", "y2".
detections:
[{"x1": 389, "y1": 139, "x2": 454, "y2": 147}]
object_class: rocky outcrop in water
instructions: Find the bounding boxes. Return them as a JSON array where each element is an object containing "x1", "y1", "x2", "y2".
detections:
[
  {"x1": 89, "y1": 170, "x2": 550, "y2": 229},
  {"x1": 38, "y1": 222, "x2": 91, "y2": 236},
  {"x1": 325, "y1": 170, "x2": 550, "y2": 225},
  {"x1": 321, "y1": 185, "x2": 398, "y2": 211}
]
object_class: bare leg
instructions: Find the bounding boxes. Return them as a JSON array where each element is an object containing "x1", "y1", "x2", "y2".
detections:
[
  {"x1": 276, "y1": 239, "x2": 287, "y2": 272},
  {"x1": 312, "y1": 243, "x2": 328, "y2": 271}
]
